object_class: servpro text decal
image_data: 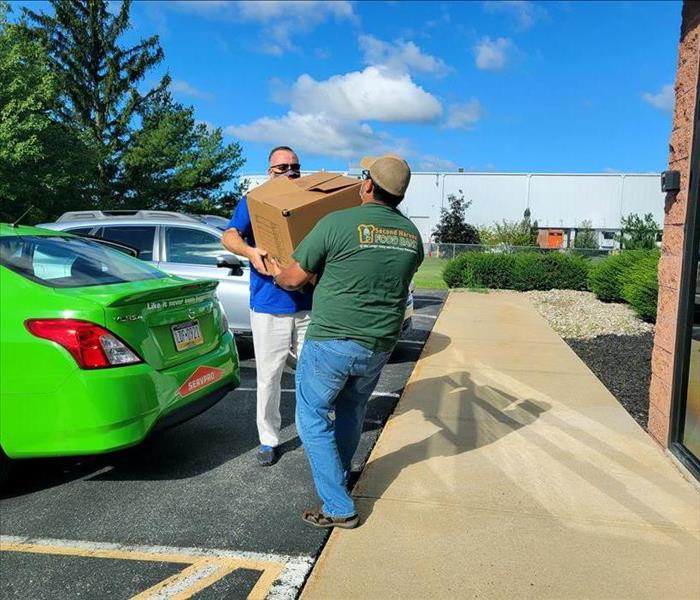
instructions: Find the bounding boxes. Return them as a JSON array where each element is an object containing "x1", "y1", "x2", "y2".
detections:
[{"x1": 178, "y1": 366, "x2": 224, "y2": 397}]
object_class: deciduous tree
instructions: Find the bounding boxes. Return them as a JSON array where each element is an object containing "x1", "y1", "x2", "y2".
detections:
[{"x1": 432, "y1": 191, "x2": 480, "y2": 244}]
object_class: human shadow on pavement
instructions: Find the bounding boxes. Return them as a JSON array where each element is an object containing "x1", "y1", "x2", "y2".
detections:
[
  {"x1": 353, "y1": 370, "x2": 551, "y2": 518},
  {"x1": 353, "y1": 368, "x2": 698, "y2": 546}
]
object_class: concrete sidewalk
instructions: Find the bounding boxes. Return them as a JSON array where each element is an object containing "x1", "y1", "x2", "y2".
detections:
[{"x1": 301, "y1": 291, "x2": 700, "y2": 600}]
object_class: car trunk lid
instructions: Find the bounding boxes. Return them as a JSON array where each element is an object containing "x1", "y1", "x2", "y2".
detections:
[{"x1": 53, "y1": 279, "x2": 223, "y2": 371}]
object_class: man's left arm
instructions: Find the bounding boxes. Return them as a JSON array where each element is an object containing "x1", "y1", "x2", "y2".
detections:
[{"x1": 271, "y1": 260, "x2": 314, "y2": 291}]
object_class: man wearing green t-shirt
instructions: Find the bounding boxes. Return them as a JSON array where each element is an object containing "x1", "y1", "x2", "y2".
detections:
[{"x1": 270, "y1": 154, "x2": 423, "y2": 529}]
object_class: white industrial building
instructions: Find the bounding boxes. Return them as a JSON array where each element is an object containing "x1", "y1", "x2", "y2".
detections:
[{"x1": 239, "y1": 171, "x2": 665, "y2": 249}]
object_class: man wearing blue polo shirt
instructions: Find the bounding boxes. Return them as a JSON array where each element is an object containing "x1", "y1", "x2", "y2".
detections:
[{"x1": 222, "y1": 146, "x2": 312, "y2": 466}]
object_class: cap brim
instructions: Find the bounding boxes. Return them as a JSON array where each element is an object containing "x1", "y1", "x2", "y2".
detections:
[{"x1": 360, "y1": 156, "x2": 375, "y2": 170}]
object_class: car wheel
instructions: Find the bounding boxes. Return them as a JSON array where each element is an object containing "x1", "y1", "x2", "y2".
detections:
[{"x1": 0, "y1": 447, "x2": 13, "y2": 488}]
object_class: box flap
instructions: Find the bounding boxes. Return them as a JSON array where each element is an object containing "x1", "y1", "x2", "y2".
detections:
[
  {"x1": 294, "y1": 172, "x2": 343, "y2": 190},
  {"x1": 307, "y1": 175, "x2": 362, "y2": 192},
  {"x1": 293, "y1": 172, "x2": 360, "y2": 192}
]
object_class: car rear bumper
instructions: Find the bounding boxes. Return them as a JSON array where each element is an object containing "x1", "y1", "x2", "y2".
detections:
[{"x1": 1, "y1": 335, "x2": 240, "y2": 458}]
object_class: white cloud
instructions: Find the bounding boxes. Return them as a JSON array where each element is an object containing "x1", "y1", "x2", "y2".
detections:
[
  {"x1": 483, "y1": 1, "x2": 545, "y2": 30},
  {"x1": 475, "y1": 37, "x2": 513, "y2": 71},
  {"x1": 170, "y1": 79, "x2": 212, "y2": 99},
  {"x1": 642, "y1": 84, "x2": 675, "y2": 112},
  {"x1": 419, "y1": 156, "x2": 459, "y2": 171},
  {"x1": 225, "y1": 112, "x2": 400, "y2": 159},
  {"x1": 359, "y1": 35, "x2": 449, "y2": 76},
  {"x1": 444, "y1": 100, "x2": 483, "y2": 129},
  {"x1": 289, "y1": 67, "x2": 443, "y2": 122},
  {"x1": 171, "y1": 1, "x2": 356, "y2": 54}
]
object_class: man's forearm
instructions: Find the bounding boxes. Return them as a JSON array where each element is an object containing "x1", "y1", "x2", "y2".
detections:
[
  {"x1": 273, "y1": 261, "x2": 314, "y2": 291},
  {"x1": 222, "y1": 228, "x2": 251, "y2": 258}
]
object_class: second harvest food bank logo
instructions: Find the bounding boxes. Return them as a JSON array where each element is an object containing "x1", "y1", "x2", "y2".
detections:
[{"x1": 357, "y1": 225, "x2": 419, "y2": 253}]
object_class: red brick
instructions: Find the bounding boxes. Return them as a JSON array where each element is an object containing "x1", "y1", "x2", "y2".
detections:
[
  {"x1": 648, "y1": 401, "x2": 670, "y2": 447},
  {"x1": 664, "y1": 180, "x2": 690, "y2": 225},
  {"x1": 651, "y1": 343, "x2": 675, "y2": 388},
  {"x1": 654, "y1": 286, "x2": 681, "y2": 352},
  {"x1": 669, "y1": 121, "x2": 692, "y2": 162},
  {"x1": 672, "y1": 87, "x2": 699, "y2": 133},
  {"x1": 649, "y1": 370, "x2": 673, "y2": 415},
  {"x1": 661, "y1": 224, "x2": 686, "y2": 256},
  {"x1": 659, "y1": 254, "x2": 684, "y2": 290}
]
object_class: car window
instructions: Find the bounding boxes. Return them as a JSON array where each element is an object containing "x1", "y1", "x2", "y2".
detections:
[
  {"x1": 99, "y1": 226, "x2": 156, "y2": 260},
  {"x1": 65, "y1": 227, "x2": 94, "y2": 235},
  {"x1": 0, "y1": 235, "x2": 166, "y2": 288},
  {"x1": 165, "y1": 227, "x2": 222, "y2": 266}
]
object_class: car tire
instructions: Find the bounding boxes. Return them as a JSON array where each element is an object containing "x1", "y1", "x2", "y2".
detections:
[{"x1": 0, "y1": 446, "x2": 13, "y2": 488}]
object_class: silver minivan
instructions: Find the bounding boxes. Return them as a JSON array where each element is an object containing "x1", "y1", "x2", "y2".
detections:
[{"x1": 39, "y1": 210, "x2": 415, "y2": 339}]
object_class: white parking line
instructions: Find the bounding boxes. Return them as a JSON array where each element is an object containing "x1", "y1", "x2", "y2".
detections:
[
  {"x1": 235, "y1": 388, "x2": 400, "y2": 398},
  {"x1": 396, "y1": 339, "x2": 426, "y2": 345},
  {"x1": 413, "y1": 314, "x2": 438, "y2": 320}
]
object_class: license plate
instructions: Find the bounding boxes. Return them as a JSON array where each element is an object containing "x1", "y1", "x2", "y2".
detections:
[{"x1": 172, "y1": 320, "x2": 203, "y2": 352}]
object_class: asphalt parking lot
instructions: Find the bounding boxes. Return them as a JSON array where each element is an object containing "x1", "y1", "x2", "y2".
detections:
[{"x1": 0, "y1": 291, "x2": 446, "y2": 599}]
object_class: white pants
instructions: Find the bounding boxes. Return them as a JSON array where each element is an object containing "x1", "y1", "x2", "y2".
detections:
[{"x1": 250, "y1": 309, "x2": 311, "y2": 447}]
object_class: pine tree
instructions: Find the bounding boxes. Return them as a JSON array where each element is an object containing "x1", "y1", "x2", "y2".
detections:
[
  {"x1": 25, "y1": 0, "x2": 170, "y2": 205},
  {"x1": 121, "y1": 91, "x2": 245, "y2": 213}
]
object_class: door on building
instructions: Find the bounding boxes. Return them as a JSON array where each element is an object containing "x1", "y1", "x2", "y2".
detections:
[{"x1": 677, "y1": 244, "x2": 700, "y2": 464}]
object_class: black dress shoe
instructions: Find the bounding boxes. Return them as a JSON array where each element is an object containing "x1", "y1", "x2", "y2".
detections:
[{"x1": 256, "y1": 445, "x2": 278, "y2": 466}]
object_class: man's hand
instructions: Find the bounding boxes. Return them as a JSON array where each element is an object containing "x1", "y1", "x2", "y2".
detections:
[
  {"x1": 268, "y1": 258, "x2": 282, "y2": 278},
  {"x1": 270, "y1": 259, "x2": 313, "y2": 291},
  {"x1": 246, "y1": 247, "x2": 270, "y2": 275}
]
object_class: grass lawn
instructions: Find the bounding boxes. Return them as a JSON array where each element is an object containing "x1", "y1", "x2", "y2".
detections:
[{"x1": 415, "y1": 256, "x2": 448, "y2": 289}]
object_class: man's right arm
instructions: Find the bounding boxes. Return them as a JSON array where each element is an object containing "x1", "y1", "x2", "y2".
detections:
[
  {"x1": 222, "y1": 228, "x2": 270, "y2": 276},
  {"x1": 222, "y1": 198, "x2": 270, "y2": 275}
]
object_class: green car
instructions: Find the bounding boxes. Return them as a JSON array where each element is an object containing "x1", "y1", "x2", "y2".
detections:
[{"x1": 0, "y1": 224, "x2": 240, "y2": 483}]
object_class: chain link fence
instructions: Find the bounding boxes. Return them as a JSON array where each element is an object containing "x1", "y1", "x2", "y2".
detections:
[{"x1": 424, "y1": 243, "x2": 613, "y2": 261}]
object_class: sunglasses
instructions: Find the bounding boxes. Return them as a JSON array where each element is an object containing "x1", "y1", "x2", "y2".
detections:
[
  {"x1": 270, "y1": 163, "x2": 301, "y2": 174},
  {"x1": 361, "y1": 169, "x2": 371, "y2": 180}
]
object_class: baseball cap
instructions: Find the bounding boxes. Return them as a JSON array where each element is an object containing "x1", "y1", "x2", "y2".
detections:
[{"x1": 360, "y1": 154, "x2": 411, "y2": 197}]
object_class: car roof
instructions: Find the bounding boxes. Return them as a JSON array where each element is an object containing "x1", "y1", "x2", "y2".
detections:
[
  {"x1": 37, "y1": 217, "x2": 226, "y2": 235},
  {"x1": 38, "y1": 211, "x2": 229, "y2": 234},
  {"x1": 56, "y1": 210, "x2": 202, "y2": 223}
]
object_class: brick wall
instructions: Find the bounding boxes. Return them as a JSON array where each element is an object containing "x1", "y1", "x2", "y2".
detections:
[{"x1": 648, "y1": 1, "x2": 700, "y2": 446}]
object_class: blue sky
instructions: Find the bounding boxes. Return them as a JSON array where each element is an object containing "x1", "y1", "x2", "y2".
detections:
[{"x1": 21, "y1": 1, "x2": 683, "y2": 175}]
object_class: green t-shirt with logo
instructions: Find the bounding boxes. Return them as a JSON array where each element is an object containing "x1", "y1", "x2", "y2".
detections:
[{"x1": 292, "y1": 202, "x2": 424, "y2": 352}]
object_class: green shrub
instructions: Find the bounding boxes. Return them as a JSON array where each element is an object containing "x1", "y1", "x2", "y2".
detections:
[
  {"x1": 621, "y1": 254, "x2": 659, "y2": 322},
  {"x1": 442, "y1": 252, "x2": 515, "y2": 289},
  {"x1": 512, "y1": 252, "x2": 589, "y2": 291},
  {"x1": 442, "y1": 251, "x2": 589, "y2": 291},
  {"x1": 588, "y1": 250, "x2": 656, "y2": 302}
]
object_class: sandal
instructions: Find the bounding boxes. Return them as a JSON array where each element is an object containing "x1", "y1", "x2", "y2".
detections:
[{"x1": 302, "y1": 508, "x2": 359, "y2": 529}]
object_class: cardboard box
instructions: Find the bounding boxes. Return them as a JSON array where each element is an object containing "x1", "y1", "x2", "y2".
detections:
[{"x1": 247, "y1": 172, "x2": 362, "y2": 267}]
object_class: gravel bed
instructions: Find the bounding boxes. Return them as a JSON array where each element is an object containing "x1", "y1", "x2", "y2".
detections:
[
  {"x1": 524, "y1": 290, "x2": 654, "y2": 339},
  {"x1": 524, "y1": 290, "x2": 654, "y2": 429}
]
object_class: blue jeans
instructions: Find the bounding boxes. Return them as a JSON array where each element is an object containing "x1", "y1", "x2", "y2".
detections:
[{"x1": 295, "y1": 339, "x2": 392, "y2": 517}]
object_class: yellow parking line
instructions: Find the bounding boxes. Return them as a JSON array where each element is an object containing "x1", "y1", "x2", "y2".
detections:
[
  {"x1": 0, "y1": 540, "x2": 194, "y2": 563},
  {"x1": 0, "y1": 538, "x2": 289, "y2": 600}
]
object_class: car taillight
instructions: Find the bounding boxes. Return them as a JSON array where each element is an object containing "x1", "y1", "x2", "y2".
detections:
[
  {"x1": 218, "y1": 302, "x2": 229, "y2": 335},
  {"x1": 25, "y1": 319, "x2": 143, "y2": 369}
]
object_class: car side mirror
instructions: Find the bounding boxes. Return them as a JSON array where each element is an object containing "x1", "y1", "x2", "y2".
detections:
[{"x1": 217, "y1": 254, "x2": 244, "y2": 276}]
